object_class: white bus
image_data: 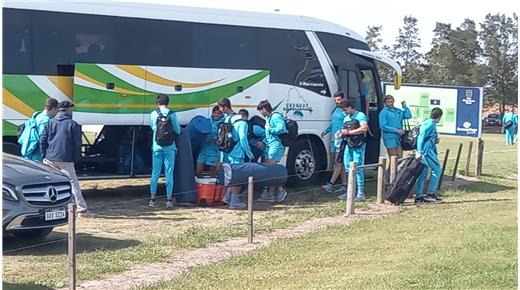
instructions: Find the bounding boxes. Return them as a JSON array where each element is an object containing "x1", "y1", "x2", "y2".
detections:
[{"x1": 3, "y1": 2, "x2": 401, "y2": 185}]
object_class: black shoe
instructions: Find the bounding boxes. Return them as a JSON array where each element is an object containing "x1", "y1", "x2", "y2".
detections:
[
  {"x1": 427, "y1": 194, "x2": 442, "y2": 201},
  {"x1": 415, "y1": 197, "x2": 425, "y2": 204}
]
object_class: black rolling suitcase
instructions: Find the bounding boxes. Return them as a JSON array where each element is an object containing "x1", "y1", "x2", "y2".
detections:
[{"x1": 385, "y1": 157, "x2": 425, "y2": 205}]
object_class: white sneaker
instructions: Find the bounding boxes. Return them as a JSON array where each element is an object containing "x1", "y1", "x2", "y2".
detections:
[
  {"x1": 78, "y1": 210, "x2": 97, "y2": 218},
  {"x1": 334, "y1": 186, "x2": 347, "y2": 193},
  {"x1": 149, "y1": 199, "x2": 158, "y2": 208},
  {"x1": 275, "y1": 189, "x2": 288, "y2": 203},
  {"x1": 322, "y1": 183, "x2": 333, "y2": 193},
  {"x1": 258, "y1": 192, "x2": 275, "y2": 203},
  {"x1": 166, "y1": 200, "x2": 174, "y2": 209}
]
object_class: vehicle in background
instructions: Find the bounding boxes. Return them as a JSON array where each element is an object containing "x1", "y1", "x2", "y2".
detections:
[
  {"x1": 3, "y1": 154, "x2": 72, "y2": 239},
  {"x1": 484, "y1": 113, "x2": 502, "y2": 126},
  {"x1": 3, "y1": 2, "x2": 401, "y2": 185}
]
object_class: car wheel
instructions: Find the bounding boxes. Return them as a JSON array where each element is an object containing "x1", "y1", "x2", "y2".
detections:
[
  {"x1": 286, "y1": 138, "x2": 325, "y2": 187},
  {"x1": 12, "y1": 227, "x2": 53, "y2": 240}
]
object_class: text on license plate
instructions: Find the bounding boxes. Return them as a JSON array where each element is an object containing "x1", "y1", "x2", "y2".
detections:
[{"x1": 45, "y1": 208, "x2": 66, "y2": 221}]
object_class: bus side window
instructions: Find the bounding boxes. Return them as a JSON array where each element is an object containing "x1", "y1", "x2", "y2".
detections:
[{"x1": 360, "y1": 70, "x2": 378, "y2": 111}]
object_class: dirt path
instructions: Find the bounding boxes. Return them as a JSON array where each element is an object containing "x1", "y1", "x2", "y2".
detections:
[{"x1": 60, "y1": 203, "x2": 398, "y2": 290}]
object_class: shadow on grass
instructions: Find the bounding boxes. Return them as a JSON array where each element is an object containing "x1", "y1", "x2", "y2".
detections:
[
  {"x1": 3, "y1": 281, "x2": 53, "y2": 290},
  {"x1": 456, "y1": 180, "x2": 515, "y2": 194},
  {"x1": 438, "y1": 198, "x2": 514, "y2": 205},
  {"x1": 3, "y1": 232, "x2": 139, "y2": 256}
]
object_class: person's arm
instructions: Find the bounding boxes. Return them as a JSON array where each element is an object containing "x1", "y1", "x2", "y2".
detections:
[
  {"x1": 150, "y1": 111, "x2": 156, "y2": 131},
  {"x1": 39, "y1": 123, "x2": 49, "y2": 160},
  {"x1": 237, "y1": 122, "x2": 254, "y2": 159},
  {"x1": 379, "y1": 109, "x2": 398, "y2": 133},
  {"x1": 37, "y1": 117, "x2": 49, "y2": 137},
  {"x1": 266, "y1": 113, "x2": 286, "y2": 135},
  {"x1": 416, "y1": 122, "x2": 431, "y2": 155},
  {"x1": 347, "y1": 113, "x2": 368, "y2": 135},
  {"x1": 402, "y1": 103, "x2": 412, "y2": 119},
  {"x1": 72, "y1": 122, "x2": 82, "y2": 163},
  {"x1": 170, "y1": 112, "x2": 181, "y2": 134}
]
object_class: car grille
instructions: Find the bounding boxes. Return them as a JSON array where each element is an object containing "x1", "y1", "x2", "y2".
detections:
[{"x1": 21, "y1": 182, "x2": 71, "y2": 206}]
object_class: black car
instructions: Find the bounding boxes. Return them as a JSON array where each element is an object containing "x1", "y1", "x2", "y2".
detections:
[
  {"x1": 484, "y1": 113, "x2": 502, "y2": 126},
  {"x1": 3, "y1": 154, "x2": 72, "y2": 239}
]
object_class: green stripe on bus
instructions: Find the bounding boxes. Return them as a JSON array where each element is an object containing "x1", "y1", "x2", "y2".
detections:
[
  {"x1": 3, "y1": 120, "x2": 19, "y2": 136},
  {"x1": 76, "y1": 64, "x2": 145, "y2": 92},
  {"x1": 3, "y1": 75, "x2": 49, "y2": 111}
]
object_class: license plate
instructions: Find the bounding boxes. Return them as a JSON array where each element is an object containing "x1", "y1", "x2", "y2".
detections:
[{"x1": 45, "y1": 208, "x2": 66, "y2": 221}]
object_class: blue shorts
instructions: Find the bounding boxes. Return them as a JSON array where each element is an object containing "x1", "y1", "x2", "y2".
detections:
[
  {"x1": 264, "y1": 145, "x2": 285, "y2": 162},
  {"x1": 383, "y1": 137, "x2": 401, "y2": 149},
  {"x1": 197, "y1": 151, "x2": 219, "y2": 166}
]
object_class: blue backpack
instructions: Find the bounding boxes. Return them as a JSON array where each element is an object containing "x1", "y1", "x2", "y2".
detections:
[{"x1": 18, "y1": 112, "x2": 42, "y2": 158}]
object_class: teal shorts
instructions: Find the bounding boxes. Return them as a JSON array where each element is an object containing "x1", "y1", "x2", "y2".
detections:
[
  {"x1": 197, "y1": 151, "x2": 219, "y2": 166},
  {"x1": 264, "y1": 145, "x2": 285, "y2": 162},
  {"x1": 383, "y1": 137, "x2": 402, "y2": 149}
]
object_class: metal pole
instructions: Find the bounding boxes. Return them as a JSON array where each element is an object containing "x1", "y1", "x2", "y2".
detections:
[
  {"x1": 130, "y1": 127, "x2": 136, "y2": 177},
  {"x1": 437, "y1": 149, "x2": 450, "y2": 191},
  {"x1": 247, "y1": 176, "x2": 254, "y2": 244},
  {"x1": 346, "y1": 162, "x2": 356, "y2": 216},
  {"x1": 390, "y1": 156, "x2": 397, "y2": 184},
  {"x1": 475, "y1": 138, "x2": 484, "y2": 177},
  {"x1": 68, "y1": 203, "x2": 77, "y2": 290},
  {"x1": 452, "y1": 143, "x2": 463, "y2": 181},
  {"x1": 376, "y1": 157, "x2": 386, "y2": 204},
  {"x1": 465, "y1": 141, "x2": 473, "y2": 176}
]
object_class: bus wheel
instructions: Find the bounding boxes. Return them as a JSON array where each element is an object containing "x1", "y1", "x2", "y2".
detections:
[
  {"x1": 3, "y1": 142, "x2": 20, "y2": 155},
  {"x1": 287, "y1": 138, "x2": 324, "y2": 187}
]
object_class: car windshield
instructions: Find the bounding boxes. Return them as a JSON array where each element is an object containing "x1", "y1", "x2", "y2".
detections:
[{"x1": 488, "y1": 114, "x2": 500, "y2": 118}]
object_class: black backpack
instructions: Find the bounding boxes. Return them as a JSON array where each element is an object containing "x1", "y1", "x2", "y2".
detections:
[
  {"x1": 216, "y1": 113, "x2": 239, "y2": 153},
  {"x1": 155, "y1": 109, "x2": 176, "y2": 146},
  {"x1": 343, "y1": 119, "x2": 365, "y2": 147},
  {"x1": 401, "y1": 120, "x2": 420, "y2": 151},
  {"x1": 273, "y1": 112, "x2": 298, "y2": 147}
]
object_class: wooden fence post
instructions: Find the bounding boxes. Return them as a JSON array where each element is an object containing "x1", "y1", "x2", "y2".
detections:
[
  {"x1": 346, "y1": 162, "x2": 356, "y2": 216},
  {"x1": 465, "y1": 141, "x2": 473, "y2": 176},
  {"x1": 475, "y1": 138, "x2": 484, "y2": 177},
  {"x1": 247, "y1": 176, "x2": 254, "y2": 244},
  {"x1": 437, "y1": 149, "x2": 450, "y2": 191},
  {"x1": 68, "y1": 203, "x2": 77, "y2": 290},
  {"x1": 377, "y1": 157, "x2": 386, "y2": 204},
  {"x1": 452, "y1": 143, "x2": 463, "y2": 181}
]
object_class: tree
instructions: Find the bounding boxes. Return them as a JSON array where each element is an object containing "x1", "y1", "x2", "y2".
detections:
[
  {"x1": 365, "y1": 25, "x2": 394, "y2": 83},
  {"x1": 393, "y1": 16, "x2": 424, "y2": 83},
  {"x1": 479, "y1": 13, "x2": 518, "y2": 112}
]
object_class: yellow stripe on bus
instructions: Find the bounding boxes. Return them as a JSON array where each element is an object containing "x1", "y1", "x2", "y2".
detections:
[
  {"x1": 74, "y1": 71, "x2": 144, "y2": 95},
  {"x1": 115, "y1": 65, "x2": 223, "y2": 88},
  {"x1": 2, "y1": 88, "x2": 34, "y2": 117},
  {"x1": 48, "y1": 76, "x2": 73, "y2": 98},
  {"x1": 75, "y1": 103, "x2": 258, "y2": 109}
]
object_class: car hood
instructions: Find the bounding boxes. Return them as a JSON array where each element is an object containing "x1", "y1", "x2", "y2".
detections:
[{"x1": 2, "y1": 154, "x2": 69, "y2": 185}]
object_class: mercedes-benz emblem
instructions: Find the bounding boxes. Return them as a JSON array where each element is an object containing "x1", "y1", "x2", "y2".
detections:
[{"x1": 45, "y1": 186, "x2": 58, "y2": 202}]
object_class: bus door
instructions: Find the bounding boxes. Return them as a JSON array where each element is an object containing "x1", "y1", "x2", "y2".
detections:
[{"x1": 337, "y1": 68, "x2": 380, "y2": 165}]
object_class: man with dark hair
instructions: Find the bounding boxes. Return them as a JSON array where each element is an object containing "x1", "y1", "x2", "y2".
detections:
[
  {"x1": 218, "y1": 98, "x2": 254, "y2": 209},
  {"x1": 415, "y1": 107, "x2": 443, "y2": 203},
  {"x1": 149, "y1": 94, "x2": 181, "y2": 208},
  {"x1": 196, "y1": 106, "x2": 224, "y2": 177},
  {"x1": 321, "y1": 91, "x2": 347, "y2": 193},
  {"x1": 256, "y1": 100, "x2": 288, "y2": 203},
  {"x1": 41, "y1": 100, "x2": 94, "y2": 217},
  {"x1": 336, "y1": 99, "x2": 368, "y2": 201},
  {"x1": 19, "y1": 98, "x2": 59, "y2": 161}
]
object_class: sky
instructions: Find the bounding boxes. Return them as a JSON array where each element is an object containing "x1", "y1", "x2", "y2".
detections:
[{"x1": 124, "y1": 0, "x2": 518, "y2": 53}]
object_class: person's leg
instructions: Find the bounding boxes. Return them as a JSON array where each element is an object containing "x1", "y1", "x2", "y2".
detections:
[
  {"x1": 57, "y1": 161, "x2": 89, "y2": 213},
  {"x1": 395, "y1": 147, "x2": 403, "y2": 159},
  {"x1": 353, "y1": 145, "x2": 366, "y2": 200},
  {"x1": 150, "y1": 150, "x2": 164, "y2": 205},
  {"x1": 196, "y1": 163, "x2": 205, "y2": 178},
  {"x1": 415, "y1": 166, "x2": 429, "y2": 198},
  {"x1": 425, "y1": 155, "x2": 442, "y2": 198},
  {"x1": 338, "y1": 146, "x2": 353, "y2": 200},
  {"x1": 323, "y1": 147, "x2": 340, "y2": 192},
  {"x1": 264, "y1": 158, "x2": 277, "y2": 201},
  {"x1": 228, "y1": 157, "x2": 246, "y2": 209},
  {"x1": 505, "y1": 129, "x2": 512, "y2": 145},
  {"x1": 163, "y1": 149, "x2": 175, "y2": 203}
]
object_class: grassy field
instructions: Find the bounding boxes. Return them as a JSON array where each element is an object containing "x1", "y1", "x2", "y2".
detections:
[
  {"x1": 2, "y1": 133, "x2": 517, "y2": 290},
  {"x1": 139, "y1": 133, "x2": 517, "y2": 290}
]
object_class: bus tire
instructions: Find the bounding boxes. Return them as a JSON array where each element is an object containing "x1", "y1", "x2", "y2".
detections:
[
  {"x1": 3, "y1": 142, "x2": 20, "y2": 155},
  {"x1": 286, "y1": 138, "x2": 325, "y2": 187}
]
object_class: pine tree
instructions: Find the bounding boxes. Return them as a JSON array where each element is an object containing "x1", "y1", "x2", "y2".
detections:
[
  {"x1": 365, "y1": 25, "x2": 393, "y2": 83},
  {"x1": 393, "y1": 16, "x2": 424, "y2": 83}
]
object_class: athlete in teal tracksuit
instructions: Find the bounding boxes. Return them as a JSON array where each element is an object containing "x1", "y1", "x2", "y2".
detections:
[
  {"x1": 336, "y1": 99, "x2": 368, "y2": 201},
  {"x1": 149, "y1": 95, "x2": 181, "y2": 209},
  {"x1": 321, "y1": 91, "x2": 347, "y2": 193},
  {"x1": 19, "y1": 98, "x2": 58, "y2": 161},
  {"x1": 257, "y1": 100, "x2": 288, "y2": 203},
  {"x1": 196, "y1": 106, "x2": 224, "y2": 177},
  {"x1": 379, "y1": 95, "x2": 412, "y2": 158},
  {"x1": 415, "y1": 108, "x2": 443, "y2": 203},
  {"x1": 514, "y1": 112, "x2": 518, "y2": 144},
  {"x1": 218, "y1": 98, "x2": 254, "y2": 209},
  {"x1": 502, "y1": 109, "x2": 516, "y2": 145}
]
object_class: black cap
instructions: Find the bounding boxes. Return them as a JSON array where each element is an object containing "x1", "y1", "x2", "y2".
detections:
[{"x1": 58, "y1": 100, "x2": 75, "y2": 110}]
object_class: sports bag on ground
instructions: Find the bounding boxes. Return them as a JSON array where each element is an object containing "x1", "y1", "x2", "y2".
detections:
[
  {"x1": 401, "y1": 120, "x2": 420, "y2": 151},
  {"x1": 273, "y1": 112, "x2": 298, "y2": 147},
  {"x1": 155, "y1": 109, "x2": 176, "y2": 146},
  {"x1": 343, "y1": 119, "x2": 365, "y2": 147},
  {"x1": 385, "y1": 157, "x2": 425, "y2": 205}
]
